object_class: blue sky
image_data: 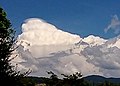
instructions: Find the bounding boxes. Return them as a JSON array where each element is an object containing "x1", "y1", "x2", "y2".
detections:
[{"x1": 1, "y1": 0, "x2": 120, "y2": 39}]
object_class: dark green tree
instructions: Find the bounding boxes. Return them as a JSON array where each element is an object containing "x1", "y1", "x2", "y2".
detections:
[
  {"x1": 46, "y1": 71, "x2": 59, "y2": 86},
  {"x1": 0, "y1": 7, "x2": 30, "y2": 86},
  {"x1": 45, "y1": 71, "x2": 91, "y2": 86},
  {"x1": 97, "y1": 81, "x2": 118, "y2": 86},
  {"x1": 61, "y1": 72, "x2": 91, "y2": 86}
]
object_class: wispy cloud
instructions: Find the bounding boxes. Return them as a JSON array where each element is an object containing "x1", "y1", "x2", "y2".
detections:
[{"x1": 104, "y1": 15, "x2": 120, "y2": 34}]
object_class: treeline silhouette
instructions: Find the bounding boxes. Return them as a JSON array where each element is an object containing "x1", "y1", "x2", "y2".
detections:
[
  {"x1": 0, "y1": 6, "x2": 30, "y2": 86},
  {"x1": 25, "y1": 71, "x2": 120, "y2": 86}
]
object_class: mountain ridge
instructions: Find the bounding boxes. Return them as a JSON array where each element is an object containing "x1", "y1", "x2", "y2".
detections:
[{"x1": 84, "y1": 75, "x2": 120, "y2": 83}]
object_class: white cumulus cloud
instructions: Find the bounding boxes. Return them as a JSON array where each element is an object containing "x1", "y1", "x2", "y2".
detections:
[{"x1": 13, "y1": 18, "x2": 120, "y2": 78}]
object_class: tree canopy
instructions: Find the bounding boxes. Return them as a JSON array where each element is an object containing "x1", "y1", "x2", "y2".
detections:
[{"x1": 0, "y1": 7, "x2": 30, "y2": 86}]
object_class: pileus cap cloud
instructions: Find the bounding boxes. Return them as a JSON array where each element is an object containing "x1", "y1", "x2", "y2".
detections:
[
  {"x1": 22, "y1": 18, "x2": 57, "y2": 32},
  {"x1": 18, "y1": 18, "x2": 81, "y2": 46}
]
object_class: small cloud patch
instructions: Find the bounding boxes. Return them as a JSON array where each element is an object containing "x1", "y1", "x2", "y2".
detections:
[{"x1": 104, "y1": 15, "x2": 120, "y2": 34}]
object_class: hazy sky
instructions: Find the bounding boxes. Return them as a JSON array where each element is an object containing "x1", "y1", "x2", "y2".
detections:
[{"x1": 1, "y1": 0, "x2": 120, "y2": 38}]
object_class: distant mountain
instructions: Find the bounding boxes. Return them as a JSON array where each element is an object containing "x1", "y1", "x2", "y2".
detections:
[{"x1": 84, "y1": 75, "x2": 120, "y2": 83}]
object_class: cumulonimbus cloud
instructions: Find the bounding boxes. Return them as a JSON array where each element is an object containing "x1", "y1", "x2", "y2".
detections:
[
  {"x1": 104, "y1": 15, "x2": 120, "y2": 34},
  {"x1": 13, "y1": 18, "x2": 120, "y2": 78}
]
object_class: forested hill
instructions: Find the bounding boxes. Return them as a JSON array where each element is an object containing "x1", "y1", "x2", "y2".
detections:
[
  {"x1": 26, "y1": 75, "x2": 120, "y2": 86},
  {"x1": 84, "y1": 75, "x2": 120, "y2": 83}
]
